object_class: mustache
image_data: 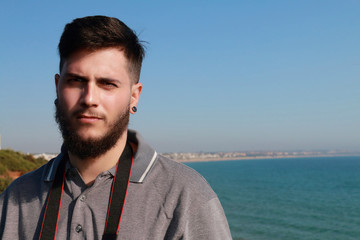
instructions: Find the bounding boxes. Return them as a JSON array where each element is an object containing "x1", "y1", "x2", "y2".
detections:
[{"x1": 72, "y1": 109, "x2": 106, "y2": 119}]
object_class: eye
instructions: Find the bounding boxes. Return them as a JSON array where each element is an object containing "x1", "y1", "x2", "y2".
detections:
[
  {"x1": 100, "y1": 80, "x2": 118, "y2": 88},
  {"x1": 68, "y1": 78, "x2": 85, "y2": 83}
]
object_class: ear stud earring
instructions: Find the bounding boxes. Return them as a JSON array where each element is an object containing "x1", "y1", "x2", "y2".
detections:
[{"x1": 132, "y1": 106, "x2": 137, "y2": 113}]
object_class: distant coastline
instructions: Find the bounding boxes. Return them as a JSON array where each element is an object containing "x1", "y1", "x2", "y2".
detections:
[
  {"x1": 30, "y1": 151, "x2": 360, "y2": 163},
  {"x1": 169, "y1": 153, "x2": 360, "y2": 163}
]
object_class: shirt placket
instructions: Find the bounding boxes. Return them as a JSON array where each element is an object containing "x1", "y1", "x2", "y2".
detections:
[{"x1": 67, "y1": 169, "x2": 113, "y2": 240}]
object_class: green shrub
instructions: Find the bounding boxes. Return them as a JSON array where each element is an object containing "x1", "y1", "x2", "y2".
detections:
[
  {"x1": 33, "y1": 156, "x2": 48, "y2": 167},
  {"x1": 0, "y1": 163, "x2": 7, "y2": 175},
  {"x1": 0, "y1": 149, "x2": 38, "y2": 173},
  {"x1": 0, "y1": 176, "x2": 13, "y2": 193},
  {"x1": 0, "y1": 149, "x2": 48, "y2": 193}
]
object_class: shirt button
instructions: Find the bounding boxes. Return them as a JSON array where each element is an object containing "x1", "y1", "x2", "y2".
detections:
[
  {"x1": 75, "y1": 224, "x2": 82, "y2": 233},
  {"x1": 79, "y1": 195, "x2": 86, "y2": 202}
]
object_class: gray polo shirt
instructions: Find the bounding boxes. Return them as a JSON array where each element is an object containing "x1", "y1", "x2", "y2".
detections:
[{"x1": 0, "y1": 130, "x2": 232, "y2": 239}]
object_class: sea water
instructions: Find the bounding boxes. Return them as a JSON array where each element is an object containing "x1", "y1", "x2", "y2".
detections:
[{"x1": 186, "y1": 156, "x2": 360, "y2": 240}]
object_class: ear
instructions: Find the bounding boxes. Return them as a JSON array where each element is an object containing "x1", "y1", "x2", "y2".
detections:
[
  {"x1": 55, "y1": 74, "x2": 60, "y2": 97},
  {"x1": 130, "y1": 82, "x2": 143, "y2": 114},
  {"x1": 55, "y1": 74, "x2": 60, "y2": 89}
]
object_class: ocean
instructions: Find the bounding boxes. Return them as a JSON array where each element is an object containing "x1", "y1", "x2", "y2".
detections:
[{"x1": 185, "y1": 156, "x2": 360, "y2": 240}]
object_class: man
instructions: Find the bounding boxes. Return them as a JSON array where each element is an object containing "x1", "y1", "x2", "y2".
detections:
[{"x1": 0, "y1": 16, "x2": 232, "y2": 239}]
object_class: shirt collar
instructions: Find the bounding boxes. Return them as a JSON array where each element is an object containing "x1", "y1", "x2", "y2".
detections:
[{"x1": 44, "y1": 129, "x2": 158, "y2": 183}]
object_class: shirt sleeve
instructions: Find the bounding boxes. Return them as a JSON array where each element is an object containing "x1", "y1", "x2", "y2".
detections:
[{"x1": 183, "y1": 197, "x2": 233, "y2": 240}]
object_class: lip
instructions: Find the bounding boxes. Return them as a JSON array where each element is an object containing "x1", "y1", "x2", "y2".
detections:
[{"x1": 77, "y1": 114, "x2": 103, "y2": 123}]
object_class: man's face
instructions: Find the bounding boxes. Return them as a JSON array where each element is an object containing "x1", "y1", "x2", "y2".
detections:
[{"x1": 55, "y1": 48, "x2": 142, "y2": 159}]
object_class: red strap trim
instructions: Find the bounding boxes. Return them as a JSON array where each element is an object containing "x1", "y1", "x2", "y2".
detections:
[
  {"x1": 38, "y1": 186, "x2": 53, "y2": 239},
  {"x1": 54, "y1": 170, "x2": 66, "y2": 238},
  {"x1": 104, "y1": 159, "x2": 120, "y2": 231},
  {"x1": 116, "y1": 155, "x2": 134, "y2": 234}
]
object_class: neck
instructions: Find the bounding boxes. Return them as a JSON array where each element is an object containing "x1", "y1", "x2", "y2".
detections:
[{"x1": 68, "y1": 133, "x2": 127, "y2": 185}]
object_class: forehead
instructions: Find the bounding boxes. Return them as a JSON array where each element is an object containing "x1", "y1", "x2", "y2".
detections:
[{"x1": 61, "y1": 48, "x2": 130, "y2": 78}]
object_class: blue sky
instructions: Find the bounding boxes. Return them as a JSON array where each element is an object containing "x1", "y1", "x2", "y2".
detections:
[{"x1": 0, "y1": 1, "x2": 359, "y2": 153}]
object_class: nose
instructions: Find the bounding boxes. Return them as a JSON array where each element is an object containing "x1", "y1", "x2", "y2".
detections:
[{"x1": 81, "y1": 82, "x2": 99, "y2": 107}]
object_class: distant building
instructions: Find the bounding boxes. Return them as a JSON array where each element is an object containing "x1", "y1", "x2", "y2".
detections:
[{"x1": 33, "y1": 153, "x2": 57, "y2": 161}]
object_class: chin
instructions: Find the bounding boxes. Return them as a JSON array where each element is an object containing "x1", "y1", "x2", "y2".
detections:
[
  {"x1": 75, "y1": 131, "x2": 104, "y2": 141},
  {"x1": 80, "y1": 134, "x2": 104, "y2": 142}
]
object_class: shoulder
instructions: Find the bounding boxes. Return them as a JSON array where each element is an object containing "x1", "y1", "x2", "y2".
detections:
[
  {"x1": 150, "y1": 154, "x2": 217, "y2": 203},
  {"x1": 147, "y1": 155, "x2": 232, "y2": 239},
  {"x1": 0, "y1": 159, "x2": 53, "y2": 203},
  {"x1": 0, "y1": 159, "x2": 55, "y2": 239}
]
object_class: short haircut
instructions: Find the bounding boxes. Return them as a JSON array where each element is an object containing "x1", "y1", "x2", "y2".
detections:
[{"x1": 58, "y1": 15, "x2": 145, "y2": 83}]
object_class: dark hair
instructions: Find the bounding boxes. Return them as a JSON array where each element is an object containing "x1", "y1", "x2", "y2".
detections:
[{"x1": 58, "y1": 15, "x2": 145, "y2": 83}]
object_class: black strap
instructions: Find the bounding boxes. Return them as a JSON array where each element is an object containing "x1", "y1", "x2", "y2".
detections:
[
  {"x1": 39, "y1": 143, "x2": 134, "y2": 240},
  {"x1": 103, "y1": 143, "x2": 133, "y2": 239},
  {"x1": 39, "y1": 154, "x2": 67, "y2": 240}
]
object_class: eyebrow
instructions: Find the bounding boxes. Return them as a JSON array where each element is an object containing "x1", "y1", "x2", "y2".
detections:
[
  {"x1": 63, "y1": 73, "x2": 88, "y2": 81},
  {"x1": 63, "y1": 73, "x2": 121, "y2": 84}
]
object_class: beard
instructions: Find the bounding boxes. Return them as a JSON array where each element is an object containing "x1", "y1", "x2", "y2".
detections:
[{"x1": 55, "y1": 101, "x2": 129, "y2": 159}]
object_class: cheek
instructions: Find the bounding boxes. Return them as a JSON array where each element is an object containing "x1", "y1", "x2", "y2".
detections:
[
  {"x1": 104, "y1": 94, "x2": 131, "y2": 111},
  {"x1": 59, "y1": 88, "x2": 81, "y2": 110}
]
